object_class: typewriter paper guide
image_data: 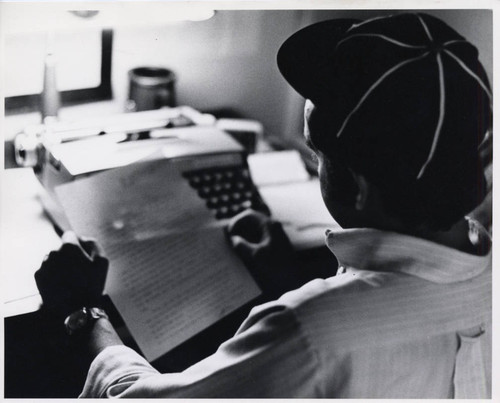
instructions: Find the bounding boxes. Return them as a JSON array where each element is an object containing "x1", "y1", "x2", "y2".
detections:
[
  {"x1": 55, "y1": 159, "x2": 261, "y2": 361},
  {"x1": 51, "y1": 126, "x2": 244, "y2": 177}
]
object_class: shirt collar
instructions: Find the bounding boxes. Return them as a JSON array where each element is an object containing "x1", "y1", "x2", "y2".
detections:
[{"x1": 325, "y1": 228, "x2": 491, "y2": 284}]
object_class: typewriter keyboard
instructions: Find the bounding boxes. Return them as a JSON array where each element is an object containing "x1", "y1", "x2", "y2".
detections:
[{"x1": 184, "y1": 166, "x2": 261, "y2": 219}]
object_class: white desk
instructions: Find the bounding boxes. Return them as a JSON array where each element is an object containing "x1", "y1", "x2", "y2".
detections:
[
  {"x1": 3, "y1": 101, "x2": 123, "y2": 317},
  {"x1": 1, "y1": 168, "x2": 62, "y2": 317}
]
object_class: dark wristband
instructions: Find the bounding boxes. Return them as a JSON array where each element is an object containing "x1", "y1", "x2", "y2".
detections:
[{"x1": 64, "y1": 307, "x2": 109, "y2": 336}]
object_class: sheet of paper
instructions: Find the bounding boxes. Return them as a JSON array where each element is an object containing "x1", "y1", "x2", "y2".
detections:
[
  {"x1": 55, "y1": 158, "x2": 260, "y2": 361},
  {"x1": 55, "y1": 158, "x2": 213, "y2": 247},
  {"x1": 247, "y1": 150, "x2": 310, "y2": 186},
  {"x1": 258, "y1": 179, "x2": 340, "y2": 249},
  {"x1": 2, "y1": 169, "x2": 61, "y2": 315},
  {"x1": 259, "y1": 178, "x2": 335, "y2": 227},
  {"x1": 104, "y1": 227, "x2": 261, "y2": 361}
]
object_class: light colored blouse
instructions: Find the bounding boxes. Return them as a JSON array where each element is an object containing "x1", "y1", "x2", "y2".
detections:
[{"x1": 81, "y1": 228, "x2": 491, "y2": 398}]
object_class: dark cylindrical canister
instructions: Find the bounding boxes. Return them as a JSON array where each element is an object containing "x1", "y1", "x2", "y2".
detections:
[{"x1": 127, "y1": 67, "x2": 176, "y2": 112}]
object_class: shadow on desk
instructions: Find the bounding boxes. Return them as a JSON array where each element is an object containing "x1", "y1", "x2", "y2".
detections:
[
  {"x1": 4, "y1": 246, "x2": 337, "y2": 398},
  {"x1": 5, "y1": 311, "x2": 90, "y2": 397}
]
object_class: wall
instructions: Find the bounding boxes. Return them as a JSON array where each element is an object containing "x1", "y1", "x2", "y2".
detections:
[
  {"x1": 5, "y1": 9, "x2": 493, "y2": 142},
  {"x1": 111, "y1": 10, "x2": 305, "y2": 138}
]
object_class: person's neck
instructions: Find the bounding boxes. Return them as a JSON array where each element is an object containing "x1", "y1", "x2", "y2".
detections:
[
  {"x1": 341, "y1": 198, "x2": 489, "y2": 256},
  {"x1": 361, "y1": 212, "x2": 489, "y2": 256},
  {"x1": 406, "y1": 218, "x2": 489, "y2": 256}
]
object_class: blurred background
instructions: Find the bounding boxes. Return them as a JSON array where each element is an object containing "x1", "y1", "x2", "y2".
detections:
[{"x1": 3, "y1": 7, "x2": 493, "y2": 155}]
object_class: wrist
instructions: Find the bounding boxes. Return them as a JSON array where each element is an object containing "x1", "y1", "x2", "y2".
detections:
[
  {"x1": 88, "y1": 316, "x2": 124, "y2": 358},
  {"x1": 64, "y1": 307, "x2": 109, "y2": 336},
  {"x1": 62, "y1": 306, "x2": 124, "y2": 359}
]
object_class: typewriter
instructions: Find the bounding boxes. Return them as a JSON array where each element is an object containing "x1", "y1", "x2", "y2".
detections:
[{"x1": 14, "y1": 106, "x2": 267, "y2": 230}]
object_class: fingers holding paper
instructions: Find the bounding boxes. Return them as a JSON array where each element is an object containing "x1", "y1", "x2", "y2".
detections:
[
  {"x1": 227, "y1": 210, "x2": 303, "y2": 298},
  {"x1": 35, "y1": 231, "x2": 108, "y2": 320}
]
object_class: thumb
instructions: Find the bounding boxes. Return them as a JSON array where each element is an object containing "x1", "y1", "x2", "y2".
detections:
[
  {"x1": 231, "y1": 235, "x2": 258, "y2": 262},
  {"x1": 79, "y1": 236, "x2": 105, "y2": 259},
  {"x1": 61, "y1": 231, "x2": 79, "y2": 246},
  {"x1": 61, "y1": 231, "x2": 92, "y2": 260}
]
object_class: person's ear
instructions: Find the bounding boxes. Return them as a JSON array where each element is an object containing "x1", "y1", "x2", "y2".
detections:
[{"x1": 350, "y1": 173, "x2": 370, "y2": 211}]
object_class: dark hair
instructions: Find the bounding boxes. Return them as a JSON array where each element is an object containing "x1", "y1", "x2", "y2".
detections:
[{"x1": 374, "y1": 161, "x2": 487, "y2": 232}]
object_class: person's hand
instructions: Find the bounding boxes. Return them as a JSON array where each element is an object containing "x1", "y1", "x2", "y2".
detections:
[
  {"x1": 228, "y1": 209, "x2": 291, "y2": 263},
  {"x1": 227, "y1": 209, "x2": 303, "y2": 297},
  {"x1": 35, "y1": 231, "x2": 108, "y2": 321}
]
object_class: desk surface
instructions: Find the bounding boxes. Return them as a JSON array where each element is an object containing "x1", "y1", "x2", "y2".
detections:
[{"x1": 2, "y1": 168, "x2": 61, "y2": 317}]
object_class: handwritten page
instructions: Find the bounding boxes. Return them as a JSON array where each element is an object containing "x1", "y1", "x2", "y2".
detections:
[
  {"x1": 105, "y1": 228, "x2": 260, "y2": 362},
  {"x1": 55, "y1": 159, "x2": 261, "y2": 361}
]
